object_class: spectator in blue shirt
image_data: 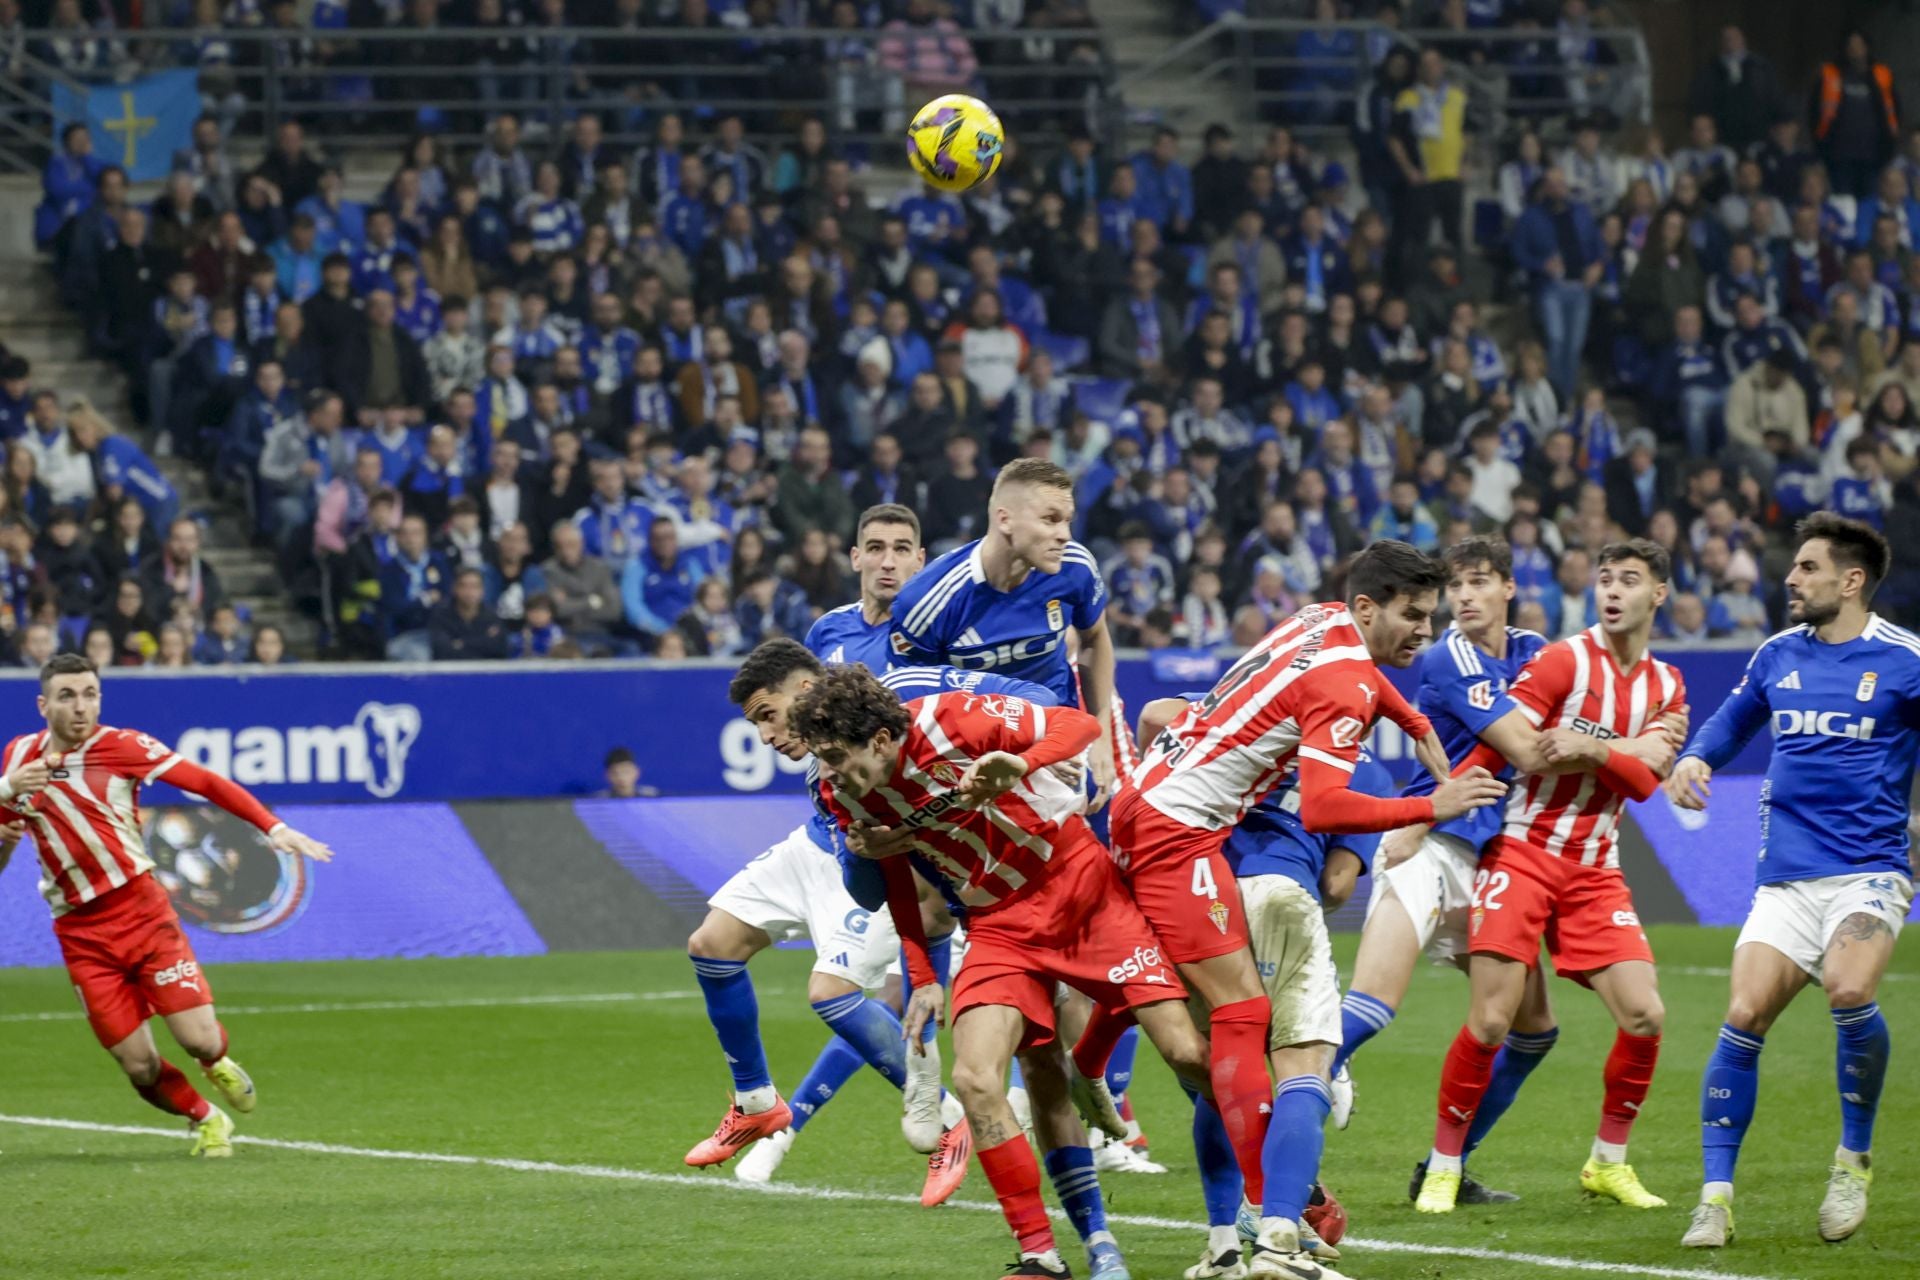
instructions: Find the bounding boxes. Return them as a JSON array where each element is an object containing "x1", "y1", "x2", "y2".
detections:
[
  {"x1": 1101, "y1": 520, "x2": 1177, "y2": 645},
  {"x1": 192, "y1": 602, "x2": 251, "y2": 665},
  {"x1": 620, "y1": 515, "x2": 706, "y2": 640},
  {"x1": 1284, "y1": 358, "x2": 1344, "y2": 435},
  {"x1": 1096, "y1": 164, "x2": 1142, "y2": 252},
  {"x1": 1369, "y1": 475, "x2": 1442, "y2": 550},
  {"x1": 378, "y1": 513, "x2": 451, "y2": 661},
  {"x1": 658, "y1": 154, "x2": 712, "y2": 259},
  {"x1": 367, "y1": 408, "x2": 425, "y2": 484},
  {"x1": 220, "y1": 357, "x2": 294, "y2": 483},
  {"x1": 1829, "y1": 435, "x2": 1889, "y2": 528},
  {"x1": 574, "y1": 457, "x2": 653, "y2": 561},
  {"x1": 36, "y1": 122, "x2": 105, "y2": 250},
  {"x1": 1651, "y1": 304, "x2": 1730, "y2": 455},
  {"x1": 1511, "y1": 166, "x2": 1604, "y2": 397},
  {"x1": 292, "y1": 167, "x2": 366, "y2": 257},
  {"x1": 517, "y1": 160, "x2": 585, "y2": 257},
  {"x1": 1129, "y1": 126, "x2": 1194, "y2": 240}
]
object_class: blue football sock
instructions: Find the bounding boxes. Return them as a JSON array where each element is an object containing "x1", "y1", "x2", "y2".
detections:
[
  {"x1": 1186, "y1": 1088, "x2": 1245, "y2": 1226},
  {"x1": 1260, "y1": 1075, "x2": 1331, "y2": 1221},
  {"x1": 811, "y1": 991, "x2": 908, "y2": 1090},
  {"x1": 691, "y1": 956, "x2": 770, "y2": 1094},
  {"x1": 1833, "y1": 1003, "x2": 1889, "y2": 1154},
  {"x1": 787, "y1": 1037, "x2": 867, "y2": 1134},
  {"x1": 1701, "y1": 1023, "x2": 1763, "y2": 1186},
  {"x1": 1332, "y1": 990, "x2": 1395, "y2": 1075},
  {"x1": 1105, "y1": 1024, "x2": 1141, "y2": 1097},
  {"x1": 1043, "y1": 1145, "x2": 1110, "y2": 1243},
  {"x1": 1463, "y1": 1027, "x2": 1558, "y2": 1160}
]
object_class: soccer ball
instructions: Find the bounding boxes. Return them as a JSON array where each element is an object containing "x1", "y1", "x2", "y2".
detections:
[{"x1": 905, "y1": 94, "x2": 1005, "y2": 192}]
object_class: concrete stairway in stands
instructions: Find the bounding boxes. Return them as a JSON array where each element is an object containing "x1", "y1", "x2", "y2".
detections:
[
  {"x1": 0, "y1": 254, "x2": 318, "y2": 655},
  {"x1": 1090, "y1": 0, "x2": 1262, "y2": 144}
]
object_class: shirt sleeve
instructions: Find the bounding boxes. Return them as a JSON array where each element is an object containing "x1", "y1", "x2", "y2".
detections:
[
  {"x1": 1294, "y1": 661, "x2": 1388, "y2": 775},
  {"x1": 1426, "y1": 638, "x2": 1524, "y2": 739},
  {"x1": 1068, "y1": 546, "x2": 1108, "y2": 629},
  {"x1": 886, "y1": 577, "x2": 949, "y2": 667},
  {"x1": 1680, "y1": 653, "x2": 1765, "y2": 769},
  {"x1": 1503, "y1": 643, "x2": 1575, "y2": 729},
  {"x1": 100, "y1": 729, "x2": 186, "y2": 785}
]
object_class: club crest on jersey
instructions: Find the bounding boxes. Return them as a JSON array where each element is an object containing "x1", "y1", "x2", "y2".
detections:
[
  {"x1": 1858, "y1": 672, "x2": 1878, "y2": 702},
  {"x1": 1208, "y1": 900, "x2": 1231, "y2": 935},
  {"x1": 928, "y1": 761, "x2": 965, "y2": 789},
  {"x1": 1046, "y1": 599, "x2": 1064, "y2": 631}
]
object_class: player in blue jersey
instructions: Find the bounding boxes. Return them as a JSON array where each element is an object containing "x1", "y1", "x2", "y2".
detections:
[
  {"x1": 1329, "y1": 538, "x2": 1560, "y2": 1206},
  {"x1": 1668, "y1": 514, "x2": 1919, "y2": 1249},
  {"x1": 889, "y1": 458, "x2": 1119, "y2": 805},
  {"x1": 805, "y1": 503, "x2": 926, "y2": 673},
  {"x1": 1137, "y1": 689, "x2": 1392, "y2": 1280}
]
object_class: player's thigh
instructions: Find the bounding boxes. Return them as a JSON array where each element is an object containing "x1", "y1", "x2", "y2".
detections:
[
  {"x1": 950, "y1": 1003, "x2": 1028, "y2": 1102},
  {"x1": 1119, "y1": 817, "x2": 1250, "y2": 968},
  {"x1": 1464, "y1": 952, "x2": 1531, "y2": 1043},
  {"x1": 1130, "y1": 998, "x2": 1211, "y2": 1086},
  {"x1": 1547, "y1": 868, "x2": 1656, "y2": 990},
  {"x1": 1241, "y1": 873, "x2": 1342, "y2": 1056},
  {"x1": 1724, "y1": 938, "x2": 1810, "y2": 1034},
  {"x1": 1366, "y1": 833, "x2": 1477, "y2": 968},
  {"x1": 1512, "y1": 959, "x2": 1560, "y2": 1035},
  {"x1": 56, "y1": 922, "x2": 156, "y2": 1053},
  {"x1": 1816, "y1": 873, "x2": 1913, "y2": 1006},
  {"x1": 695, "y1": 827, "x2": 817, "y2": 957}
]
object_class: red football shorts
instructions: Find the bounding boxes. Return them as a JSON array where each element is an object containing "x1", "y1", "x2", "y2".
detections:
[
  {"x1": 954, "y1": 828, "x2": 1187, "y2": 1049},
  {"x1": 1106, "y1": 787, "x2": 1249, "y2": 965},
  {"x1": 1468, "y1": 837, "x2": 1655, "y2": 984},
  {"x1": 53, "y1": 873, "x2": 213, "y2": 1048}
]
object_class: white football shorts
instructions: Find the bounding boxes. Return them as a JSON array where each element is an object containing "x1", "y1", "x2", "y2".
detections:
[
  {"x1": 1366, "y1": 831, "x2": 1480, "y2": 964},
  {"x1": 1736, "y1": 871, "x2": 1914, "y2": 980},
  {"x1": 1241, "y1": 873, "x2": 1343, "y2": 1050},
  {"x1": 708, "y1": 824, "x2": 899, "y2": 987}
]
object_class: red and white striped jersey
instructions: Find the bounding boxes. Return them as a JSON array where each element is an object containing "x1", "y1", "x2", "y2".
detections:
[
  {"x1": 2, "y1": 726, "x2": 183, "y2": 917},
  {"x1": 1132, "y1": 602, "x2": 1392, "y2": 830},
  {"x1": 1501, "y1": 626, "x2": 1685, "y2": 868},
  {"x1": 818, "y1": 691, "x2": 1095, "y2": 912}
]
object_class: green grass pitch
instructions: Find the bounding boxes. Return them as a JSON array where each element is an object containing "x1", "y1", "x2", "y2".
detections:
[{"x1": 0, "y1": 925, "x2": 1913, "y2": 1280}]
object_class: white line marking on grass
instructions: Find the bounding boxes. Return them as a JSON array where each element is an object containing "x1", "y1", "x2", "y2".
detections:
[
  {"x1": 0, "y1": 990, "x2": 716, "y2": 1024},
  {"x1": 0, "y1": 1114, "x2": 1789, "y2": 1280},
  {"x1": 1665, "y1": 965, "x2": 1914, "y2": 983}
]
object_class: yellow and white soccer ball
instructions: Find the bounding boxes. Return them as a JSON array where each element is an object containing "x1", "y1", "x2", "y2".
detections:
[{"x1": 905, "y1": 93, "x2": 1006, "y2": 193}]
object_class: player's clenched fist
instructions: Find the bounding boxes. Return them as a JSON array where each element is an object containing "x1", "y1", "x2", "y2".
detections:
[
  {"x1": 1429, "y1": 767, "x2": 1506, "y2": 821},
  {"x1": 1664, "y1": 756, "x2": 1713, "y2": 811}
]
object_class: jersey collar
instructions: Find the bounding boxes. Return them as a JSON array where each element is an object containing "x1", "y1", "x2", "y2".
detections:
[{"x1": 966, "y1": 540, "x2": 988, "y2": 585}]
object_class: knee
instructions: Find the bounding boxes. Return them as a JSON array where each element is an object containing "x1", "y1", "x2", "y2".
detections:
[
  {"x1": 687, "y1": 917, "x2": 754, "y2": 963},
  {"x1": 1825, "y1": 981, "x2": 1877, "y2": 1012},
  {"x1": 1465, "y1": 1008, "x2": 1512, "y2": 1047},
  {"x1": 117, "y1": 1048, "x2": 162, "y2": 1085},
  {"x1": 1723, "y1": 995, "x2": 1775, "y2": 1037},
  {"x1": 806, "y1": 973, "x2": 857, "y2": 1005},
  {"x1": 949, "y1": 1058, "x2": 1002, "y2": 1111},
  {"x1": 176, "y1": 1029, "x2": 224, "y2": 1062},
  {"x1": 1620, "y1": 994, "x2": 1665, "y2": 1039}
]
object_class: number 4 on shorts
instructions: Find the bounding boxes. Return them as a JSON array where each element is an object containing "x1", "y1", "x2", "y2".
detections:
[{"x1": 1192, "y1": 857, "x2": 1218, "y2": 899}]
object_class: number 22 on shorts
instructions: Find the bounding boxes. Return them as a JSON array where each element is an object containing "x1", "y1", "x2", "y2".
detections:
[{"x1": 1469, "y1": 868, "x2": 1509, "y2": 937}]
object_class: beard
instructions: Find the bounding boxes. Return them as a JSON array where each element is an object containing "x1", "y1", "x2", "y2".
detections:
[{"x1": 1789, "y1": 594, "x2": 1841, "y2": 628}]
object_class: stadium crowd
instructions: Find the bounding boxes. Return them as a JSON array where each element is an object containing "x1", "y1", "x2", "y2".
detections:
[{"x1": 20, "y1": 4, "x2": 1920, "y2": 665}]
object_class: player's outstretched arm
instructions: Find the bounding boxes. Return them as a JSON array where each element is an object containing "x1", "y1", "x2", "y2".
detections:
[
  {"x1": 1666, "y1": 664, "x2": 1771, "y2": 811},
  {"x1": 162, "y1": 759, "x2": 334, "y2": 862},
  {"x1": 878, "y1": 855, "x2": 943, "y2": 1052}
]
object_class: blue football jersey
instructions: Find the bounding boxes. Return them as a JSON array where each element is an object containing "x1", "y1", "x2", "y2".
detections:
[
  {"x1": 805, "y1": 601, "x2": 892, "y2": 673},
  {"x1": 888, "y1": 539, "x2": 1107, "y2": 707},
  {"x1": 1222, "y1": 748, "x2": 1396, "y2": 903},
  {"x1": 1680, "y1": 615, "x2": 1920, "y2": 886},
  {"x1": 1402, "y1": 624, "x2": 1547, "y2": 849}
]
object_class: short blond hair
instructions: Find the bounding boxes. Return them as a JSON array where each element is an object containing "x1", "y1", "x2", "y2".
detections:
[{"x1": 990, "y1": 457, "x2": 1072, "y2": 505}]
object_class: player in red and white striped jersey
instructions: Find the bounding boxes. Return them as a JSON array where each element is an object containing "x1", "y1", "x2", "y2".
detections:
[
  {"x1": 1079, "y1": 541, "x2": 1509, "y2": 1274},
  {"x1": 795, "y1": 666, "x2": 1213, "y2": 1280},
  {"x1": 0, "y1": 654, "x2": 333, "y2": 1157},
  {"x1": 1416, "y1": 539, "x2": 1689, "y2": 1215}
]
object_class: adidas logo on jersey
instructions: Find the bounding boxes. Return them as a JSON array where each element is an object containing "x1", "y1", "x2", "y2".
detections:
[
  {"x1": 956, "y1": 627, "x2": 985, "y2": 648},
  {"x1": 1777, "y1": 670, "x2": 1802, "y2": 690}
]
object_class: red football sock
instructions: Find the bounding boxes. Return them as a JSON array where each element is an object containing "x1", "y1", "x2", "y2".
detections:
[
  {"x1": 196, "y1": 1022, "x2": 230, "y2": 1070},
  {"x1": 977, "y1": 1133, "x2": 1056, "y2": 1256},
  {"x1": 1070, "y1": 1006, "x2": 1132, "y2": 1082},
  {"x1": 1208, "y1": 996, "x2": 1274, "y2": 1204},
  {"x1": 135, "y1": 1060, "x2": 212, "y2": 1122},
  {"x1": 1432, "y1": 1027, "x2": 1500, "y2": 1158},
  {"x1": 1597, "y1": 1031, "x2": 1661, "y2": 1146}
]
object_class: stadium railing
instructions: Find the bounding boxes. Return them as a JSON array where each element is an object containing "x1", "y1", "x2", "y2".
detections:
[
  {"x1": 1111, "y1": 14, "x2": 1651, "y2": 141},
  {"x1": 0, "y1": 24, "x2": 1122, "y2": 171}
]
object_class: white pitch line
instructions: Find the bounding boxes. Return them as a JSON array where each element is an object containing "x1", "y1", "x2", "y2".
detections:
[
  {"x1": 1664, "y1": 965, "x2": 1915, "y2": 983},
  {"x1": 0, "y1": 1114, "x2": 1789, "y2": 1280},
  {"x1": 0, "y1": 990, "x2": 716, "y2": 1024}
]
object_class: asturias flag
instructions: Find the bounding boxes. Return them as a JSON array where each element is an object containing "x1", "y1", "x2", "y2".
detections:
[{"x1": 53, "y1": 69, "x2": 199, "y2": 183}]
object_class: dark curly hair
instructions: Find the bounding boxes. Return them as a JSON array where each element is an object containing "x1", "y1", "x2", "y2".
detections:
[{"x1": 788, "y1": 666, "x2": 911, "y2": 750}]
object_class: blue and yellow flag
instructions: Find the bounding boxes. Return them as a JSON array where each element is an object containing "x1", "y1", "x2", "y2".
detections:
[{"x1": 53, "y1": 69, "x2": 199, "y2": 183}]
